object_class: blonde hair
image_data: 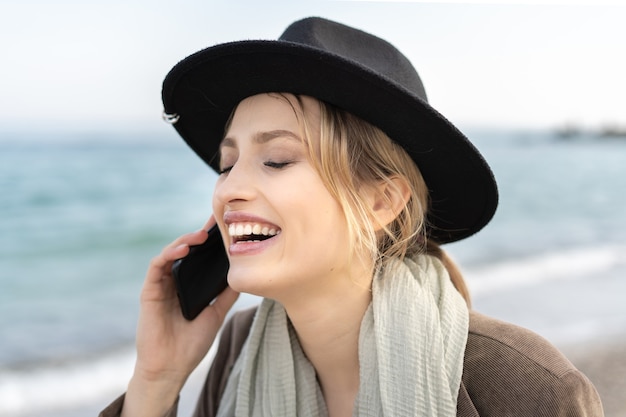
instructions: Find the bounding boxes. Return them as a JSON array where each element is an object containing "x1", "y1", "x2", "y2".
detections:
[
  {"x1": 297, "y1": 97, "x2": 471, "y2": 307},
  {"x1": 309, "y1": 101, "x2": 427, "y2": 263}
]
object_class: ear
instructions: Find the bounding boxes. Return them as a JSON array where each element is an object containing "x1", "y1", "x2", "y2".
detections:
[{"x1": 367, "y1": 176, "x2": 411, "y2": 231}]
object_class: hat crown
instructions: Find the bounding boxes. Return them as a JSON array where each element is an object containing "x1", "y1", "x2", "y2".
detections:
[{"x1": 279, "y1": 17, "x2": 428, "y2": 102}]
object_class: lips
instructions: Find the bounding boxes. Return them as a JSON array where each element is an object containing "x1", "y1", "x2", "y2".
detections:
[
  {"x1": 228, "y1": 222, "x2": 280, "y2": 243},
  {"x1": 223, "y1": 212, "x2": 282, "y2": 250}
]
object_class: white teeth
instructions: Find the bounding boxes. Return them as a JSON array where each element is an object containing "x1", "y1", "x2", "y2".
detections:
[{"x1": 227, "y1": 223, "x2": 280, "y2": 237}]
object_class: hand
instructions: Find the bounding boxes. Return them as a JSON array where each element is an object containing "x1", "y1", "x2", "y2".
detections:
[{"x1": 122, "y1": 216, "x2": 239, "y2": 417}]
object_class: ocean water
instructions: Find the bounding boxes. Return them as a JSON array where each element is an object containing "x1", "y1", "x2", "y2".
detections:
[{"x1": 1, "y1": 129, "x2": 625, "y2": 416}]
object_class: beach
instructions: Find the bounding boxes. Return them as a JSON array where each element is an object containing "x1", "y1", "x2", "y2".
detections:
[
  {"x1": 32, "y1": 306, "x2": 626, "y2": 417},
  {"x1": 565, "y1": 337, "x2": 626, "y2": 417},
  {"x1": 38, "y1": 307, "x2": 626, "y2": 417},
  {"x1": 1, "y1": 129, "x2": 624, "y2": 416}
]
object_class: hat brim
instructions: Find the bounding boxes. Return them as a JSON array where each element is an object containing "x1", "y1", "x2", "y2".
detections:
[{"x1": 162, "y1": 40, "x2": 498, "y2": 243}]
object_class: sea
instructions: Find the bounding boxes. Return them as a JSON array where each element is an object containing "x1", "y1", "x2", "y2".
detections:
[{"x1": 1, "y1": 128, "x2": 625, "y2": 416}]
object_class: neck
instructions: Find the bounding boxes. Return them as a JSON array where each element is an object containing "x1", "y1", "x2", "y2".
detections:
[{"x1": 280, "y1": 264, "x2": 373, "y2": 416}]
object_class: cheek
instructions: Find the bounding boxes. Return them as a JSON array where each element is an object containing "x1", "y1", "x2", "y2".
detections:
[
  {"x1": 211, "y1": 192, "x2": 223, "y2": 223},
  {"x1": 286, "y1": 183, "x2": 348, "y2": 247},
  {"x1": 211, "y1": 189, "x2": 220, "y2": 213}
]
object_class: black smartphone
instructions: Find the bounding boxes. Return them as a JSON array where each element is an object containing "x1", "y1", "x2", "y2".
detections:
[{"x1": 172, "y1": 225, "x2": 229, "y2": 320}]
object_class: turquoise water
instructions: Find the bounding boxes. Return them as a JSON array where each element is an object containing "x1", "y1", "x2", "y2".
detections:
[
  {"x1": 1, "y1": 129, "x2": 625, "y2": 415},
  {"x1": 0, "y1": 133, "x2": 216, "y2": 367}
]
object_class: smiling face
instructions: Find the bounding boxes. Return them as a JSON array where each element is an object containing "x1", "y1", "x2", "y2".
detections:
[{"x1": 212, "y1": 93, "x2": 371, "y2": 302}]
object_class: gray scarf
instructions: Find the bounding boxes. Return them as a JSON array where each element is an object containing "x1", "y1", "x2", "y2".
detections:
[{"x1": 216, "y1": 255, "x2": 469, "y2": 417}]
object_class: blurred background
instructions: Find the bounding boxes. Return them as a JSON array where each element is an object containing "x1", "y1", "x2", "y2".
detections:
[{"x1": 1, "y1": 1, "x2": 625, "y2": 416}]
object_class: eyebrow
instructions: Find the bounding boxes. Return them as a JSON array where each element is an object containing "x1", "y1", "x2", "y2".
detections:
[{"x1": 220, "y1": 129, "x2": 303, "y2": 149}]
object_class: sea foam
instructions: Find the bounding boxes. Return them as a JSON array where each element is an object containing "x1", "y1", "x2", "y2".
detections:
[
  {"x1": 465, "y1": 245, "x2": 626, "y2": 296},
  {"x1": 0, "y1": 347, "x2": 135, "y2": 416},
  {"x1": 0, "y1": 247, "x2": 623, "y2": 415}
]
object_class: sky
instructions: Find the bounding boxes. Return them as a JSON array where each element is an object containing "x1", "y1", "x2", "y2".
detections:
[{"x1": 1, "y1": 0, "x2": 625, "y2": 135}]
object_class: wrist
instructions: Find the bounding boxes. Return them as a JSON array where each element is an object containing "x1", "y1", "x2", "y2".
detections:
[{"x1": 121, "y1": 372, "x2": 184, "y2": 417}]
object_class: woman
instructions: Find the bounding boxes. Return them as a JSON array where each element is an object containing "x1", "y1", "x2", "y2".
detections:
[{"x1": 101, "y1": 17, "x2": 603, "y2": 416}]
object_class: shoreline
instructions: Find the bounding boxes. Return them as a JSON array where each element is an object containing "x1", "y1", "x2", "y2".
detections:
[
  {"x1": 42, "y1": 333, "x2": 626, "y2": 417},
  {"x1": 562, "y1": 336, "x2": 626, "y2": 417},
  {"x1": 15, "y1": 334, "x2": 626, "y2": 417}
]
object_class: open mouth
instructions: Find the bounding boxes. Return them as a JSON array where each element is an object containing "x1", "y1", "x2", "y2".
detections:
[{"x1": 228, "y1": 223, "x2": 281, "y2": 244}]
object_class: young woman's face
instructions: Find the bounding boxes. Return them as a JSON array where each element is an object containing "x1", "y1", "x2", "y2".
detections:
[{"x1": 212, "y1": 93, "x2": 361, "y2": 301}]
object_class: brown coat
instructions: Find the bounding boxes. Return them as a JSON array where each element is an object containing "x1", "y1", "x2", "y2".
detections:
[{"x1": 100, "y1": 308, "x2": 603, "y2": 416}]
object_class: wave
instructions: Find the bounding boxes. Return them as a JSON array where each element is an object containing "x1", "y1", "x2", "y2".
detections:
[
  {"x1": 465, "y1": 244, "x2": 626, "y2": 296},
  {"x1": 0, "y1": 247, "x2": 623, "y2": 415},
  {"x1": 0, "y1": 347, "x2": 135, "y2": 416},
  {"x1": 0, "y1": 295, "x2": 262, "y2": 417},
  {"x1": 0, "y1": 343, "x2": 222, "y2": 417}
]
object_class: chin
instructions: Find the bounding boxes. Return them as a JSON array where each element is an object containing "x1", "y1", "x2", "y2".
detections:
[{"x1": 226, "y1": 267, "x2": 277, "y2": 298}]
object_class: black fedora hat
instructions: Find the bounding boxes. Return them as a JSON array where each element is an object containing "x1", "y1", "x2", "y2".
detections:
[{"x1": 162, "y1": 17, "x2": 498, "y2": 243}]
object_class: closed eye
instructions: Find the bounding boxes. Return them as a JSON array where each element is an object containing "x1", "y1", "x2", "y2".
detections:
[
  {"x1": 218, "y1": 166, "x2": 233, "y2": 175},
  {"x1": 264, "y1": 161, "x2": 292, "y2": 169},
  {"x1": 219, "y1": 161, "x2": 291, "y2": 174}
]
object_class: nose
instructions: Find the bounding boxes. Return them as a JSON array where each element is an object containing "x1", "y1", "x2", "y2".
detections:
[{"x1": 213, "y1": 160, "x2": 257, "y2": 206}]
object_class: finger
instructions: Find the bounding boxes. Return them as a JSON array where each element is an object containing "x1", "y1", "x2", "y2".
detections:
[
  {"x1": 141, "y1": 229, "x2": 211, "y2": 300},
  {"x1": 148, "y1": 243, "x2": 189, "y2": 273},
  {"x1": 207, "y1": 287, "x2": 240, "y2": 321},
  {"x1": 141, "y1": 244, "x2": 192, "y2": 302},
  {"x1": 193, "y1": 287, "x2": 239, "y2": 326},
  {"x1": 165, "y1": 229, "x2": 209, "y2": 252},
  {"x1": 202, "y1": 215, "x2": 217, "y2": 232},
  {"x1": 141, "y1": 250, "x2": 184, "y2": 303}
]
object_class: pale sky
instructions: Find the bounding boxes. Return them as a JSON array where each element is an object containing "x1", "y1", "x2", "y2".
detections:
[{"x1": 1, "y1": 0, "x2": 625, "y2": 134}]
